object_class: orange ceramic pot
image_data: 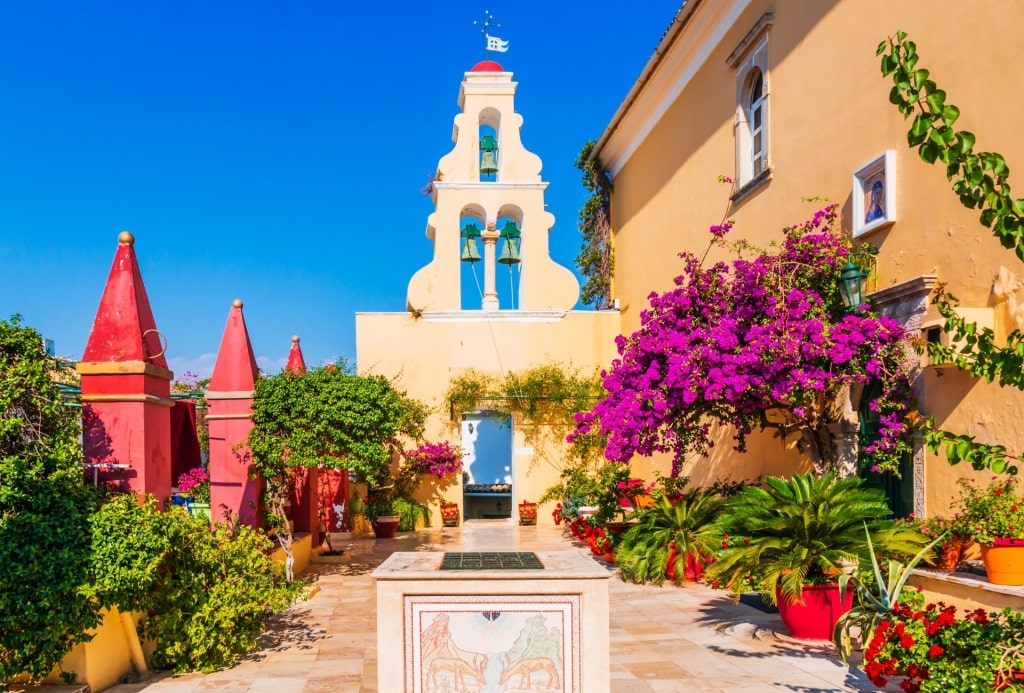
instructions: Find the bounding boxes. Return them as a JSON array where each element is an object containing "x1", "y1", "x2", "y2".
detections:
[{"x1": 981, "y1": 539, "x2": 1024, "y2": 585}]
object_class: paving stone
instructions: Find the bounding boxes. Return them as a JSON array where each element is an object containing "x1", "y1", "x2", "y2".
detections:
[{"x1": 125, "y1": 523, "x2": 877, "y2": 692}]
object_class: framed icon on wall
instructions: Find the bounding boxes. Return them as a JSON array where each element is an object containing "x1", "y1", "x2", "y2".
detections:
[{"x1": 853, "y1": 150, "x2": 896, "y2": 237}]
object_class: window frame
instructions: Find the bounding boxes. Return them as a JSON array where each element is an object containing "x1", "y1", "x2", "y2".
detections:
[{"x1": 727, "y1": 16, "x2": 773, "y2": 198}]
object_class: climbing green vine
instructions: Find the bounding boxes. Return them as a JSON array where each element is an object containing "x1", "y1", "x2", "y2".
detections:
[
  {"x1": 575, "y1": 140, "x2": 614, "y2": 308},
  {"x1": 881, "y1": 32, "x2": 1024, "y2": 474},
  {"x1": 445, "y1": 363, "x2": 608, "y2": 478}
]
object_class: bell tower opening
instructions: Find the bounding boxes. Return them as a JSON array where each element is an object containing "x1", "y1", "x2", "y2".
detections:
[
  {"x1": 495, "y1": 210, "x2": 522, "y2": 310},
  {"x1": 459, "y1": 206, "x2": 486, "y2": 309},
  {"x1": 479, "y1": 126, "x2": 498, "y2": 181}
]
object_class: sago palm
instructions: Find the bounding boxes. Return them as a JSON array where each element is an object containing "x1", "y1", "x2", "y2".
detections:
[
  {"x1": 616, "y1": 489, "x2": 727, "y2": 586},
  {"x1": 706, "y1": 472, "x2": 928, "y2": 606}
]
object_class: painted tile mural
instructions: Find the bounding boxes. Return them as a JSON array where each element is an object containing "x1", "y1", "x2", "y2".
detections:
[{"x1": 405, "y1": 595, "x2": 580, "y2": 692}]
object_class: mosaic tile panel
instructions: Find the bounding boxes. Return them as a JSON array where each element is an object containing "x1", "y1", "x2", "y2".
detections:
[{"x1": 404, "y1": 594, "x2": 580, "y2": 692}]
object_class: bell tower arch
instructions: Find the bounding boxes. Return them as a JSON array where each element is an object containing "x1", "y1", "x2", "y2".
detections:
[{"x1": 407, "y1": 60, "x2": 579, "y2": 313}]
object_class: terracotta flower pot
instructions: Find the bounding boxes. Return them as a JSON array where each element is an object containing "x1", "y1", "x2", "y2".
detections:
[
  {"x1": 371, "y1": 514, "x2": 400, "y2": 539},
  {"x1": 519, "y1": 502, "x2": 538, "y2": 526},
  {"x1": 775, "y1": 583, "x2": 853, "y2": 641},
  {"x1": 982, "y1": 538, "x2": 1024, "y2": 585},
  {"x1": 933, "y1": 535, "x2": 968, "y2": 571},
  {"x1": 440, "y1": 504, "x2": 459, "y2": 527}
]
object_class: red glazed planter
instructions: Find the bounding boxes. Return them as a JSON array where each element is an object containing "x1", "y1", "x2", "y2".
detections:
[
  {"x1": 440, "y1": 504, "x2": 459, "y2": 527},
  {"x1": 371, "y1": 515, "x2": 400, "y2": 539},
  {"x1": 982, "y1": 538, "x2": 1024, "y2": 585},
  {"x1": 775, "y1": 583, "x2": 853, "y2": 641},
  {"x1": 684, "y1": 553, "x2": 705, "y2": 582},
  {"x1": 666, "y1": 547, "x2": 706, "y2": 583}
]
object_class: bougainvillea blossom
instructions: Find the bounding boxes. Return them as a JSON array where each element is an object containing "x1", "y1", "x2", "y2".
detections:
[{"x1": 571, "y1": 204, "x2": 913, "y2": 475}]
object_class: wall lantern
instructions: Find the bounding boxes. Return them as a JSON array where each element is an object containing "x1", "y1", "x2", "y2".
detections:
[{"x1": 839, "y1": 262, "x2": 868, "y2": 310}]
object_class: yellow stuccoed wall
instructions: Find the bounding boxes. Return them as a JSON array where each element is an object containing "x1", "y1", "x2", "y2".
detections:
[
  {"x1": 357, "y1": 310, "x2": 624, "y2": 525},
  {"x1": 359, "y1": 62, "x2": 637, "y2": 525},
  {"x1": 599, "y1": 0, "x2": 1024, "y2": 511}
]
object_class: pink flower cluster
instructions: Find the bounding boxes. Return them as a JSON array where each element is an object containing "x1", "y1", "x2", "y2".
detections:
[
  {"x1": 406, "y1": 441, "x2": 464, "y2": 478},
  {"x1": 177, "y1": 466, "x2": 209, "y2": 493},
  {"x1": 570, "y1": 205, "x2": 913, "y2": 476}
]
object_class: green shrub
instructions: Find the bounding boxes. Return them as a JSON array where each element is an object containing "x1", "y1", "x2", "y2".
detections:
[
  {"x1": 90, "y1": 494, "x2": 301, "y2": 673},
  {"x1": 0, "y1": 316, "x2": 100, "y2": 685},
  {"x1": 394, "y1": 497, "x2": 428, "y2": 531}
]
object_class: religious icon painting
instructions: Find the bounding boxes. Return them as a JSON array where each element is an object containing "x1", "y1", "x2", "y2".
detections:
[{"x1": 853, "y1": 150, "x2": 897, "y2": 237}]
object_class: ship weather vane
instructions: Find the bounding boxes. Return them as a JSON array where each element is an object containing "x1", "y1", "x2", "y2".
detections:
[{"x1": 473, "y1": 10, "x2": 509, "y2": 57}]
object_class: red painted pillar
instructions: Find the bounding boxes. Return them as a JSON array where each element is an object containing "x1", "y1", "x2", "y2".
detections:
[
  {"x1": 206, "y1": 299, "x2": 261, "y2": 528},
  {"x1": 283, "y1": 336, "x2": 321, "y2": 545},
  {"x1": 76, "y1": 231, "x2": 173, "y2": 504}
]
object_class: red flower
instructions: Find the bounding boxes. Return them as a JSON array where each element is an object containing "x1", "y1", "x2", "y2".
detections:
[{"x1": 928, "y1": 645, "x2": 943, "y2": 658}]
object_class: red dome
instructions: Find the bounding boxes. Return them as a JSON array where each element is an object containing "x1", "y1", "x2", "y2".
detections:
[{"x1": 471, "y1": 60, "x2": 504, "y2": 72}]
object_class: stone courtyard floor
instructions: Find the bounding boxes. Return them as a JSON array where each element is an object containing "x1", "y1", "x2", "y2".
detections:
[{"x1": 97, "y1": 522, "x2": 885, "y2": 693}]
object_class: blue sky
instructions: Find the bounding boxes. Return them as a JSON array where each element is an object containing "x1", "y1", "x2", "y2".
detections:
[{"x1": 1, "y1": 1, "x2": 679, "y2": 380}]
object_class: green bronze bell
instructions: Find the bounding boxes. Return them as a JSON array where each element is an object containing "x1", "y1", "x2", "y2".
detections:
[
  {"x1": 480, "y1": 151, "x2": 498, "y2": 176},
  {"x1": 498, "y1": 237, "x2": 520, "y2": 265},
  {"x1": 461, "y1": 237, "x2": 481, "y2": 263}
]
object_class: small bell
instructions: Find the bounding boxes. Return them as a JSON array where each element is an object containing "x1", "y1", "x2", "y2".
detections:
[
  {"x1": 461, "y1": 237, "x2": 482, "y2": 263},
  {"x1": 498, "y1": 237, "x2": 520, "y2": 265},
  {"x1": 480, "y1": 151, "x2": 498, "y2": 176}
]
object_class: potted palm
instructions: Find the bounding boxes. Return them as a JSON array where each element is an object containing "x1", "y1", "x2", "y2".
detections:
[
  {"x1": 706, "y1": 472, "x2": 927, "y2": 640},
  {"x1": 616, "y1": 489, "x2": 727, "y2": 586}
]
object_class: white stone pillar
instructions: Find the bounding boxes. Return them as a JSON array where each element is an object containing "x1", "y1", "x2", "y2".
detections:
[{"x1": 481, "y1": 223, "x2": 500, "y2": 311}]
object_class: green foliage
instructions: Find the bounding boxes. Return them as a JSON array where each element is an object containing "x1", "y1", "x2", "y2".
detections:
[
  {"x1": 393, "y1": 496, "x2": 428, "y2": 531},
  {"x1": 250, "y1": 361, "x2": 426, "y2": 483},
  {"x1": 0, "y1": 315, "x2": 81, "y2": 469},
  {"x1": 90, "y1": 494, "x2": 301, "y2": 674},
  {"x1": 879, "y1": 32, "x2": 1021, "y2": 258},
  {"x1": 249, "y1": 361, "x2": 426, "y2": 546},
  {"x1": 706, "y1": 473, "x2": 929, "y2": 606},
  {"x1": 0, "y1": 315, "x2": 101, "y2": 684},
  {"x1": 574, "y1": 140, "x2": 615, "y2": 308},
  {"x1": 882, "y1": 33, "x2": 1024, "y2": 475},
  {"x1": 616, "y1": 490, "x2": 727, "y2": 586},
  {"x1": 445, "y1": 363, "x2": 608, "y2": 500},
  {"x1": 362, "y1": 497, "x2": 396, "y2": 521},
  {"x1": 833, "y1": 523, "x2": 941, "y2": 662},
  {"x1": 953, "y1": 476, "x2": 1024, "y2": 544}
]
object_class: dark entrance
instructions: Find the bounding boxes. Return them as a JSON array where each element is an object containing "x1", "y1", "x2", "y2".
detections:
[{"x1": 857, "y1": 380, "x2": 913, "y2": 518}]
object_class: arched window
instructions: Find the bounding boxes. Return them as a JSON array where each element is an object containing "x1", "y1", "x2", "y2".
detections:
[
  {"x1": 729, "y1": 26, "x2": 770, "y2": 191},
  {"x1": 747, "y1": 70, "x2": 766, "y2": 179}
]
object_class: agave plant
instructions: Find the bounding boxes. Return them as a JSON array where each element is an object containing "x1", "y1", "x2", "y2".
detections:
[
  {"x1": 833, "y1": 523, "x2": 941, "y2": 662},
  {"x1": 616, "y1": 489, "x2": 727, "y2": 586},
  {"x1": 706, "y1": 472, "x2": 928, "y2": 606}
]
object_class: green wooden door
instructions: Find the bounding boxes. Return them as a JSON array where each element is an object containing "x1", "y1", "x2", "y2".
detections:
[{"x1": 858, "y1": 381, "x2": 914, "y2": 518}]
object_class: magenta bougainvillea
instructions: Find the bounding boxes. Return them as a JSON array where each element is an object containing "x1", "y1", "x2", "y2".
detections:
[
  {"x1": 571, "y1": 204, "x2": 913, "y2": 475},
  {"x1": 405, "y1": 441, "x2": 464, "y2": 478}
]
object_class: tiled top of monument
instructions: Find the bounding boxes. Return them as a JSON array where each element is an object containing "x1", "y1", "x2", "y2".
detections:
[{"x1": 372, "y1": 550, "x2": 610, "y2": 580}]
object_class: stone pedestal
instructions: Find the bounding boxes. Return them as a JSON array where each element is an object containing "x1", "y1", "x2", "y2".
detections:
[{"x1": 373, "y1": 550, "x2": 610, "y2": 692}]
